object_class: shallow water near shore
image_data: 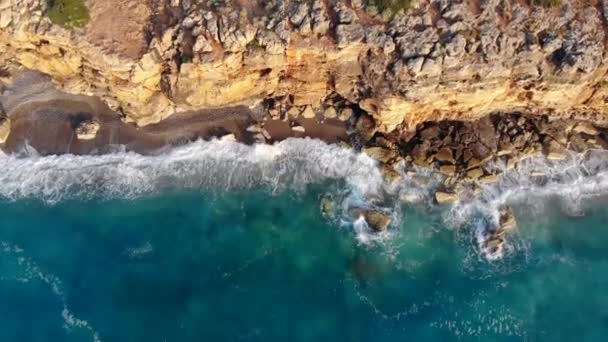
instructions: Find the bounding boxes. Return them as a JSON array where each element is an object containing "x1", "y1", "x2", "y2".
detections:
[{"x1": 0, "y1": 139, "x2": 608, "y2": 341}]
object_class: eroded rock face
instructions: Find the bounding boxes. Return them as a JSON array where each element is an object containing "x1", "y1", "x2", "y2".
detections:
[{"x1": 0, "y1": 0, "x2": 607, "y2": 132}]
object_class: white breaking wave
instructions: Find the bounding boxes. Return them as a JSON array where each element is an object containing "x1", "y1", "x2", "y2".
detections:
[
  {"x1": 449, "y1": 150, "x2": 608, "y2": 225},
  {"x1": 5, "y1": 137, "x2": 608, "y2": 258},
  {"x1": 446, "y1": 150, "x2": 608, "y2": 260},
  {"x1": 0, "y1": 137, "x2": 385, "y2": 204}
]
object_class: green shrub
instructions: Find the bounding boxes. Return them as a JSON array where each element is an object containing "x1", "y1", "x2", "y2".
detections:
[
  {"x1": 532, "y1": 0, "x2": 561, "y2": 8},
  {"x1": 47, "y1": 0, "x2": 89, "y2": 28},
  {"x1": 368, "y1": 0, "x2": 414, "y2": 17}
]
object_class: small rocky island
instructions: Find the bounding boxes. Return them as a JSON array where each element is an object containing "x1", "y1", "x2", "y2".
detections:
[{"x1": 2, "y1": 0, "x2": 608, "y2": 257}]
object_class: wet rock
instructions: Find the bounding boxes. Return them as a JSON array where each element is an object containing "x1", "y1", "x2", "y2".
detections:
[
  {"x1": 567, "y1": 134, "x2": 590, "y2": 152},
  {"x1": 434, "y1": 147, "x2": 455, "y2": 164},
  {"x1": 320, "y1": 196, "x2": 336, "y2": 218},
  {"x1": 479, "y1": 174, "x2": 499, "y2": 184},
  {"x1": 381, "y1": 163, "x2": 402, "y2": 184},
  {"x1": 221, "y1": 133, "x2": 237, "y2": 141},
  {"x1": 498, "y1": 206, "x2": 517, "y2": 232},
  {"x1": 466, "y1": 168, "x2": 484, "y2": 180},
  {"x1": 506, "y1": 157, "x2": 517, "y2": 170},
  {"x1": 545, "y1": 139, "x2": 567, "y2": 160},
  {"x1": 439, "y1": 165, "x2": 456, "y2": 175},
  {"x1": 479, "y1": 206, "x2": 517, "y2": 260},
  {"x1": 573, "y1": 122, "x2": 599, "y2": 136},
  {"x1": 547, "y1": 151, "x2": 567, "y2": 161},
  {"x1": 435, "y1": 191, "x2": 458, "y2": 204},
  {"x1": 351, "y1": 209, "x2": 392, "y2": 232},
  {"x1": 253, "y1": 133, "x2": 266, "y2": 144},
  {"x1": 363, "y1": 146, "x2": 397, "y2": 163}
]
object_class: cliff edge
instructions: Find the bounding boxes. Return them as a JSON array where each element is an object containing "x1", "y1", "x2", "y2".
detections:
[{"x1": 1, "y1": 0, "x2": 608, "y2": 132}]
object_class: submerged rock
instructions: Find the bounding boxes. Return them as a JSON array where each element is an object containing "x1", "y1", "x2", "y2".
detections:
[{"x1": 320, "y1": 196, "x2": 336, "y2": 218}]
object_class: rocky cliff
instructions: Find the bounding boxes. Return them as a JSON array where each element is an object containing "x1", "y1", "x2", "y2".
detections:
[{"x1": 2, "y1": 0, "x2": 608, "y2": 134}]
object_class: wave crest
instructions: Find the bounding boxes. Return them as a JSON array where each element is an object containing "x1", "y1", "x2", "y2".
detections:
[{"x1": 0, "y1": 138, "x2": 385, "y2": 204}]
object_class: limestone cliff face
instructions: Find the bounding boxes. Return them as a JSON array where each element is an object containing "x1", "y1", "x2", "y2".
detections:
[{"x1": 1, "y1": 0, "x2": 608, "y2": 134}]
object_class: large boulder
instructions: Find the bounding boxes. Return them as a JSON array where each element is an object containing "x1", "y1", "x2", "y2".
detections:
[
  {"x1": 435, "y1": 191, "x2": 458, "y2": 204},
  {"x1": 351, "y1": 208, "x2": 392, "y2": 232}
]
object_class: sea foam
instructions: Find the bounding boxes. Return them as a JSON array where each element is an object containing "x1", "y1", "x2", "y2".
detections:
[
  {"x1": 449, "y1": 150, "x2": 608, "y2": 224},
  {"x1": 447, "y1": 150, "x2": 608, "y2": 259},
  {"x1": 0, "y1": 137, "x2": 384, "y2": 204},
  {"x1": 4, "y1": 138, "x2": 608, "y2": 258}
]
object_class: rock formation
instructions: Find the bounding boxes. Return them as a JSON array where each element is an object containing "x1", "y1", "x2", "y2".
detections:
[{"x1": 1, "y1": 0, "x2": 608, "y2": 133}]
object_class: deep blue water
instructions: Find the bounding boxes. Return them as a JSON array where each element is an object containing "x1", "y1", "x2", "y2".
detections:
[
  {"x1": 0, "y1": 139, "x2": 607, "y2": 341},
  {"x1": 1, "y1": 187, "x2": 607, "y2": 341}
]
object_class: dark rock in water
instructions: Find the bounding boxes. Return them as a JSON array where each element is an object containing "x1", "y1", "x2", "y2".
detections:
[
  {"x1": 351, "y1": 209, "x2": 392, "y2": 232},
  {"x1": 479, "y1": 206, "x2": 517, "y2": 260},
  {"x1": 498, "y1": 206, "x2": 517, "y2": 232}
]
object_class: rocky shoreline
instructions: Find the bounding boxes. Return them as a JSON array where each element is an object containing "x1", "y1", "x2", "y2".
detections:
[
  {"x1": 3, "y1": 68, "x2": 608, "y2": 259},
  {"x1": 4, "y1": 0, "x2": 608, "y2": 259}
]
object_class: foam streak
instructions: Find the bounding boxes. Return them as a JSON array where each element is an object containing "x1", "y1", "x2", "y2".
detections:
[{"x1": 0, "y1": 138, "x2": 384, "y2": 204}]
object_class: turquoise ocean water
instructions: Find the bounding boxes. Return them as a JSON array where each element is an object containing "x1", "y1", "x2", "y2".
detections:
[{"x1": 0, "y1": 138, "x2": 607, "y2": 341}]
